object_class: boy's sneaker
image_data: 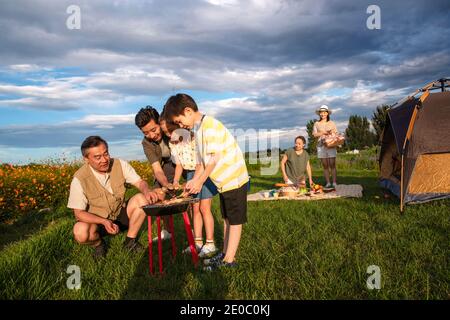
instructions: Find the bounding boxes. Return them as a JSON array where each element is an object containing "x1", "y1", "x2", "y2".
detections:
[
  {"x1": 198, "y1": 243, "x2": 218, "y2": 258},
  {"x1": 123, "y1": 238, "x2": 144, "y2": 253},
  {"x1": 331, "y1": 183, "x2": 337, "y2": 189},
  {"x1": 325, "y1": 182, "x2": 332, "y2": 188},
  {"x1": 203, "y1": 260, "x2": 238, "y2": 272},
  {"x1": 92, "y1": 239, "x2": 107, "y2": 260},
  {"x1": 203, "y1": 252, "x2": 225, "y2": 266},
  {"x1": 152, "y1": 229, "x2": 172, "y2": 242}
]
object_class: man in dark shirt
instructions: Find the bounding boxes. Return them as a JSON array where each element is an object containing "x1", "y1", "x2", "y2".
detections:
[{"x1": 136, "y1": 106, "x2": 176, "y2": 188}]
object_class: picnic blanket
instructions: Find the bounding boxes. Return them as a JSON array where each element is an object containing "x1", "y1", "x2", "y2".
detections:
[{"x1": 247, "y1": 184, "x2": 363, "y2": 202}]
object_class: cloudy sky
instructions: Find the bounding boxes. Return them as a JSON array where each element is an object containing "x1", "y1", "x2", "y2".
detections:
[{"x1": 0, "y1": 0, "x2": 449, "y2": 164}]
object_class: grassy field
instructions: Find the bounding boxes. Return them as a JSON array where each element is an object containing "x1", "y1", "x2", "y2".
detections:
[{"x1": 0, "y1": 154, "x2": 449, "y2": 299}]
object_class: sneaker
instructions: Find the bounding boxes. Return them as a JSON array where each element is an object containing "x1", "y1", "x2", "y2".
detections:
[
  {"x1": 92, "y1": 239, "x2": 107, "y2": 259},
  {"x1": 123, "y1": 238, "x2": 144, "y2": 253},
  {"x1": 152, "y1": 229, "x2": 172, "y2": 242},
  {"x1": 203, "y1": 260, "x2": 238, "y2": 272},
  {"x1": 182, "y1": 244, "x2": 202, "y2": 254},
  {"x1": 331, "y1": 183, "x2": 337, "y2": 189},
  {"x1": 325, "y1": 182, "x2": 332, "y2": 188},
  {"x1": 203, "y1": 252, "x2": 225, "y2": 266},
  {"x1": 198, "y1": 243, "x2": 218, "y2": 258}
]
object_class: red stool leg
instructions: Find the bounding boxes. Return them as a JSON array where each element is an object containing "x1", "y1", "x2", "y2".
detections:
[
  {"x1": 188, "y1": 204, "x2": 193, "y2": 221},
  {"x1": 147, "y1": 216, "x2": 153, "y2": 275},
  {"x1": 169, "y1": 215, "x2": 176, "y2": 259},
  {"x1": 182, "y1": 211, "x2": 198, "y2": 266},
  {"x1": 157, "y1": 216, "x2": 163, "y2": 274}
]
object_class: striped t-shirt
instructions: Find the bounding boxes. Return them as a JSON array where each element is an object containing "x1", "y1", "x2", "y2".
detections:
[{"x1": 195, "y1": 115, "x2": 249, "y2": 193}]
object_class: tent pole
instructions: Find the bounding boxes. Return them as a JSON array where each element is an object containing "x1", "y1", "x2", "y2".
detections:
[{"x1": 399, "y1": 93, "x2": 427, "y2": 213}]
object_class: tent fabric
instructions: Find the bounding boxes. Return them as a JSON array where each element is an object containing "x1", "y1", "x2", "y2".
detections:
[
  {"x1": 379, "y1": 86, "x2": 450, "y2": 209},
  {"x1": 402, "y1": 92, "x2": 450, "y2": 200},
  {"x1": 387, "y1": 98, "x2": 416, "y2": 154},
  {"x1": 407, "y1": 153, "x2": 450, "y2": 194},
  {"x1": 407, "y1": 92, "x2": 450, "y2": 156}
]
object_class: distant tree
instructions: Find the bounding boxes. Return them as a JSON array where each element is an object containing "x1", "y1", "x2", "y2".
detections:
[
  {"x1": 372, "y1": 104, "x2": 390, "y2": 144},
  {"x1": 306, "y1": 119, "x2": 317, "y2": 154},
  {"x1": 345, "y1": 115, "x2": 376, "y2": 150}
]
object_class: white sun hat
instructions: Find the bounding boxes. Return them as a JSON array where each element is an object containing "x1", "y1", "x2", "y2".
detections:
[{"x1": 316, "y1": 104, "x2": 332, "y2": 115}]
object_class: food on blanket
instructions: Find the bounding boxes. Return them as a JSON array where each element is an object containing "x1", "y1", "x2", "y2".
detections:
[
  {"x1": 275, "y1": 182, "x2": 293, "y2": 187},
  {"x1": 311, "y1": 183, "x2": 323, "y2": 194},
  {"x1": 298, "y1": 187, "x2": 308, "y2": 194},
  {"x1": 280, "y1": 186, "x2": 299, "y2": 197}
]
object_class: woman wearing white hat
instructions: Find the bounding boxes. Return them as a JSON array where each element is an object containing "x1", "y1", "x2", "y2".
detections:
[{"x1": 312, "y1": 105, "x2": 338, "y2": 188}]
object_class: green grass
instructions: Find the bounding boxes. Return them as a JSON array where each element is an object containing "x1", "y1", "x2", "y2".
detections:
[{"x1": 0, "y1": 169, "x2": 449, "y2": 299}]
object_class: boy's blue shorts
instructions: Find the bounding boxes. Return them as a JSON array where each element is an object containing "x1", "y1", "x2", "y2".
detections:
[{"x1": 186, "y1": 170, "x2": 218, "y2": 200}]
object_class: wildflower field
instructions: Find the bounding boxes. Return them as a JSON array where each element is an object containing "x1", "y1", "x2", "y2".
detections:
[{"x1": 0, "y1": 161, "x2": 153, "y2": 223}]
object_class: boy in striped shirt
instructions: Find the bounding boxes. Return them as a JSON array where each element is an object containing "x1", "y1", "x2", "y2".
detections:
[{"x1": 163, "y1": 93, "x2": 249, "y2": 271}]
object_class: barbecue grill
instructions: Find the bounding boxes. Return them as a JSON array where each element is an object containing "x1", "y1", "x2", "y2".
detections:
[{"x1": 142, "y1": 197, "x2": 200, "y2": 216}]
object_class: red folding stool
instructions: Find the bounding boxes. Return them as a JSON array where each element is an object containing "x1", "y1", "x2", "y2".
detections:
[{"x1": 144, "y1": 199, "x2": 199, "y2": 275}]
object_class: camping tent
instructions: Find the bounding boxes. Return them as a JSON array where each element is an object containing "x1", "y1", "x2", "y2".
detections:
[{"x1": 379, "y1": 78, "x2": 450, "y2": 211}]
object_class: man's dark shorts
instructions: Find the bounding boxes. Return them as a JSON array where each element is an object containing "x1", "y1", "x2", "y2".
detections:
[
  {"x1": 97, "y1": 201, "x2": 130, "y2": 238},
  {"x1": 219, "y1": 182, "x2": 248, "y2": 225}
]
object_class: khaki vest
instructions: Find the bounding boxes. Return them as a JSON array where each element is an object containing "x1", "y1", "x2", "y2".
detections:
[{"x1": 74, "y1": 159, "x2": 126, "y2": 220}]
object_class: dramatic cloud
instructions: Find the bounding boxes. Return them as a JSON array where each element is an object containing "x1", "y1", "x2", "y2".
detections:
[{"x1": 0, "y1": 0, "x2": 449, "y2": 163}]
